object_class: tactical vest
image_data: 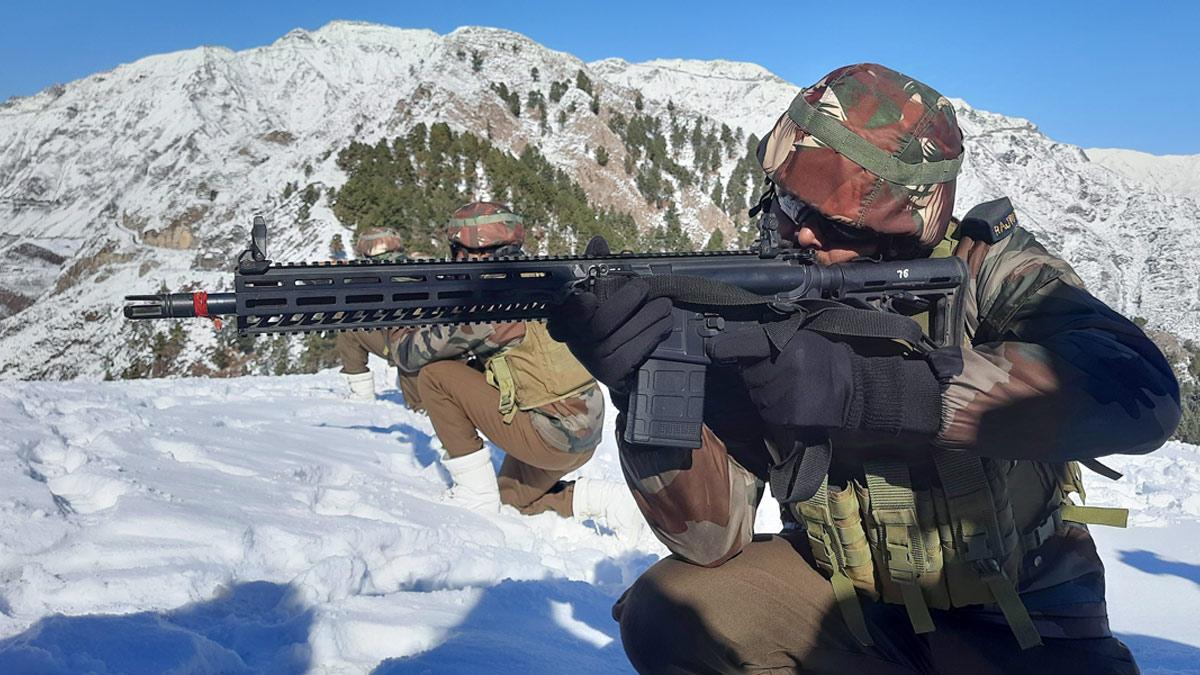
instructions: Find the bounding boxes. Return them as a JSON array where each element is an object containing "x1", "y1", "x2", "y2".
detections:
[
  {"x1": 484, "y1": 322, "x2": 597, "y2": 423},
  {"x1": 790, "y1": 203, "x2": 1129, "y2": 650}
]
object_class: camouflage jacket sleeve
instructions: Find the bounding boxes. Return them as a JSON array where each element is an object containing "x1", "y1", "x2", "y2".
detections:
[
  {"x1": 935, "y1": 227, "x2": 1181, "y2": 460},
  {"x1": 391, "y1": 323, "x2": 525, "y2": 374},
  {"x1": 617, "y1": 419, "x2": 760, "y2": 567}
]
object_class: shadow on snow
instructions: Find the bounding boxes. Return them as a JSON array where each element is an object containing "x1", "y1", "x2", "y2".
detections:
[
  {"x1": 372, "y1": 577, "x2": 634, "y2": 675},
  {"x1": 1119, "y1": 549, "x2": 1200, "y2": 588},
  {"x1": 1116, "y1": 633, "x2": 1200, "y2": 674},
  {"x1": 330, "y1": 420, "x2": 443, "y2": 468},
  {"x1": 326, "y1": 419, "x2": 507, "y2": 473},
  {"x1": 0, "y1": 581, "x2": 313, "y2": 675}
]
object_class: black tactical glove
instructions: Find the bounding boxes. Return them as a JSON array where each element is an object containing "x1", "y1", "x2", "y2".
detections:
[
  {"x1": 546, "y1": 279, "x2": 673, "y2": 395},
  {"x1": 709, "y1": 326, "x2": 943, "y2": 436}
]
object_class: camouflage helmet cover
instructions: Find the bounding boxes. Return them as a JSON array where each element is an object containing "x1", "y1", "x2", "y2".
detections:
[
  {"x1": 446, "y1": 201, "x2": 525, "y2": 249},
  {"x1": 354, "y1": 227, "x2": 406, "y2": 258},
  {"x1": 758, "y1": 63, "x2": 964, "y2": 251}
]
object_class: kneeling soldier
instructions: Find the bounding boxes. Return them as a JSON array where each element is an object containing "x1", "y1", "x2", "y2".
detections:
[
  {"x1": 395, "y1": 201, "x2": 642, "y2": 532},
  {"x1": 552, "y1": 64, "x2": 1179, "y2": 673},
  {"x1": 336, "y1": 227, "x2": 424, "y2": 411}
]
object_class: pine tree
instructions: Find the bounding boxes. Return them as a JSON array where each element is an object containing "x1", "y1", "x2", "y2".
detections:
[
  {"x1": 574, "y1": 69, "x2": 593, "y2": 95},
  {"x1": 704, "y1": 228, "x2": 725, "y2": 251},
  {"x1": 300, "y1": 333, "x2": 340, "y2": 373},
  {"x1": 334, "y1": 125, "x2": 647, "y2": 258}
]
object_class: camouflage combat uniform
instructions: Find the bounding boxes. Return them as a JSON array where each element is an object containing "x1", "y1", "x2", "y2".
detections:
[
  {"x1": 610, "y1": 64, "x2": 1180, "y2": 674},
  {"x1": 613, "y1": 223, "x2": 1179, "y2": 673},
  {"x1": 393, "y1": 322, "x2": 605, "y2": 516}
]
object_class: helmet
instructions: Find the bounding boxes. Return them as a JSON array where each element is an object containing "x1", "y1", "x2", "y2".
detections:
[
  {"x1": 757, "y1": 63, "x2": 963, "y2": 254},
  {"x1": 446, "y1": 202, "x2": 525, "y2": 252},
  {"x1": 354, "y1": 227, "x2": 406, "y2": 260}
]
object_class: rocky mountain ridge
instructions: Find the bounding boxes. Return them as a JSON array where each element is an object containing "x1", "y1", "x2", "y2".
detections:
[
  {"x1": 1085, "y1": 148, "x2": 1200, "y2": 203},
  {"x1": 1, "y1": 21, "x2": 1197, "y2": 379}
]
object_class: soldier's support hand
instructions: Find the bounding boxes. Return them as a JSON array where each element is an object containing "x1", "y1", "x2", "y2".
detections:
[
  {"x1": 709, "y1": 328, "x2": 943, "y2": 436},
  {"x1": 546, "y1": 279, "x2": 673, "y2": 395}
]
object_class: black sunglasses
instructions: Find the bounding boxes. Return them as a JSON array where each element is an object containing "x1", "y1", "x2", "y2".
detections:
[
  {"x1": 776, "y1": 194, "x2": 876, "y2": 244},
  {"x1": 451, "y1": 243, "x2": 524, "y2": 257}
]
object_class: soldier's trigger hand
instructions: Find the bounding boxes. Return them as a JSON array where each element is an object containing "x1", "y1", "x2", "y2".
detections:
[
  {"x1": 719, "y1": 328, "x2": 857, "y2": 430},
  {"x1": 546, "y1": 280, "x2": 673, "y2": 391},
  {"x1": 715, "y1": 327, "x2": 944, "y2": 436}
]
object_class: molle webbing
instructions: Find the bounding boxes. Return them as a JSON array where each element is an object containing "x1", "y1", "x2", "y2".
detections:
[
  {"x1": 932, "y1": 453, "x2": 1041, "y2": 649},
  {"x1": 485, "y1": 323, "x2": 595, "y2": 423},
  {"x1": 1059, "y1": 459, "x2": 1129, "y2": 527},
  {"x1": 487, "y1": 356, "x2": 520, "y2": 423},
  {"x1": 1062, "y1": 504, "x2": 1129, "y2": 528},
  {"x1": 796, "y1": 477, "x2": 874, "y2": 647},
  {"x1": 787, "y1": 94, "x2": 962, "y2": 186},
  {"x1": 863, "y1": 460, "x2": 936, "y2": 634}
]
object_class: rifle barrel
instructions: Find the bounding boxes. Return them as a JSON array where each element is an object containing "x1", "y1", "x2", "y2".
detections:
[{"x1": 123, "y1": 292, "x2": 236, "y2": 319}]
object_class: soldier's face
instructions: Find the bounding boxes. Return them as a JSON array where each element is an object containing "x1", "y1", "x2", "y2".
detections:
[
  {"x1": 452, "y1": 247, "x2": 493, "y2": 261},
  {"x1": 772, "y1": 197, "x2": 883, "y2": 265}
]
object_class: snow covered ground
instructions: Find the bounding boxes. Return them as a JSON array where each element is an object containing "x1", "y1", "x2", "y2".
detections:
[{"x1": 1, "y1": 364, "x2": 1198, "y2": 674}]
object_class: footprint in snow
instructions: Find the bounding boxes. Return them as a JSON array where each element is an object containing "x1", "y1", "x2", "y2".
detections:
[
  {"x1": 312, "y1": 487, "x2": 402, "y2": 524},
  {"x1": 153, "y1": 439, "x2": 256, "y2": 477},
  {"x1": 45, "y1": 472, "x2": 129, "y2": 514}
]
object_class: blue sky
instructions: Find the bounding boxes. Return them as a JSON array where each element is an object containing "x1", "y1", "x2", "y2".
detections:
[{"x1": 2, "y1": 1, "x2": 1197, "y2": 154}]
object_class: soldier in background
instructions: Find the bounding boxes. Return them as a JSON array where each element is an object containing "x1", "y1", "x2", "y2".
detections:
[
  {"x1": 336, "y1": 228, "x2": 423, "y2": 412},
  {"x1": 391, "y1": 201, "x2": 642, "y2": 533}
]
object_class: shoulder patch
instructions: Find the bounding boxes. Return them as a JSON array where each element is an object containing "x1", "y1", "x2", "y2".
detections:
[{"x1": 960, "y1": 197, "x2": 1017, "y2": 244}]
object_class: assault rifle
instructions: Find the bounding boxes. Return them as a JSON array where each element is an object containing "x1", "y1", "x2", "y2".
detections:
[{"x1": 125, "y1": 216, "x2": 967, "y2": 450}]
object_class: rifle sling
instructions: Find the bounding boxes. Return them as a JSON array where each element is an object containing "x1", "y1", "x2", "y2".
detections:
[
  {"x1": 770, "y1": 439, "x2": 834, "y2": 505},
  {"x1": 597, "y1": 273, "x2": 927, "y2": 351}
]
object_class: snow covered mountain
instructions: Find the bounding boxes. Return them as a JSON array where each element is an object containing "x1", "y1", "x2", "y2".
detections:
[
  {"x1": 1086, "y1": 148, "x2": 1200, "y2": 203},
  {"x1": 589, "y1": 57, "x2": 796, "y2": 140},
  {"x1": 1, "y1": 21, "x2": 1198, "y2": 380}
]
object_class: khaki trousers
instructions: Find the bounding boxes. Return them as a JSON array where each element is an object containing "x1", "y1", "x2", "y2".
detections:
[
  {"x1": 336, "y1": 330, "x2": 389, "y2": 375},
  {"x1": 417, "y1": 359, "x2": 592, "y2": 517},
  {"x1": 614, "y1": 534, "x2": 1138, "y2": 675}
]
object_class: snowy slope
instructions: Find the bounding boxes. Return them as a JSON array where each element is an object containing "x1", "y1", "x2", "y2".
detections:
[
  {"x1": 1086, "y1": 148, "x2": 1200, "y2": 203},
  {"x1": 2, "y1": 23, "x2": 1200, "y2": 380},
  {"x1": 589, "y1": 57, "x2": 795, "y2": 140},
  {"x1": 0, "y1": 364, "x2": 665, "y2": 673},
  {"x1": 1, "y1": 372, "x2": 1198, "y2": 673}
]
